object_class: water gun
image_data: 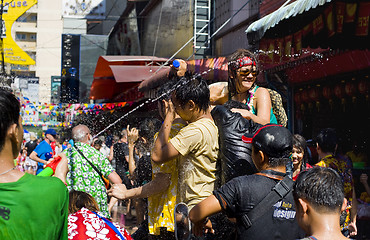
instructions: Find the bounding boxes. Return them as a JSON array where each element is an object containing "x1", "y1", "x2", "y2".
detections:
[{"x1": 37, "y1": 156, "x2": 62, "y2": 177}]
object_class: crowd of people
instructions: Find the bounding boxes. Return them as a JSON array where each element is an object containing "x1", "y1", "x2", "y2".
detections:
[{"x1": 0, "y1": 49, "x2": 369, "y2": 240}]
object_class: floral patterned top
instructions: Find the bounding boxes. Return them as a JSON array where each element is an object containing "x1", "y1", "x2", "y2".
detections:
[
  {"x1": 316, "y1": 154, "x2": 354, "y2": 229},
  {"x1": 68, "y1": 208, "x2": 132, "y2": 240},
  {"x1": 148, "y1": 122, "x2": 186, "y2": 235},
  {"x1": 64, "y1": 142, "x2": 115, "y2": 218}
]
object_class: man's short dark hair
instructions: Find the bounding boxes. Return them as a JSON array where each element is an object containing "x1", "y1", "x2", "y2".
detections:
[
  {"x1": 0, "y1": 87, "x2": 20, "y2": 152},
  {"x1": 316, "y1": 128, "x2": 337, "y2": 153},
  {"x1": 243, "y1": 125, "x2": 292, "y2": 168},
  {"x1": 293, "y1": 167, "x2": 344, "y2": 213},
  {"x1": 174, "y1": 76, "x2": 210, "y2": 112}
]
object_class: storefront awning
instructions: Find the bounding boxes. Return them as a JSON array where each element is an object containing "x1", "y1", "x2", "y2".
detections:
[
  {"x1": 90, "y1": 56, "x2": 169, "y2": 101},
  {"x1": 246, "y1": 0, "x2": 332, "y2": 43}
]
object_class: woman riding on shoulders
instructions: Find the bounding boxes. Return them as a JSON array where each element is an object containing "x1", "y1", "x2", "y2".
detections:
[{"x1": 227, "y1": 49, "x2": 277, "y2": 125}]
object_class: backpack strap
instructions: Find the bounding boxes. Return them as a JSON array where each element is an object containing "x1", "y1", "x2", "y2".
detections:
[
  {"x1": 74, "y1": 146, "x2": 110, "y2": 189},
  {"x1": 92, "y1": 211, "x2": 126, "y2": 240},
  {"x1": 240, "y1": 175, "x2": 294, "y2": 229}
]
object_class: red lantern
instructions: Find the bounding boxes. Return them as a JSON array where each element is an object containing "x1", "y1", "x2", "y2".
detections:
[
  {"x1": 309, "y1": 87, "x2": 321, "y2": 102},
  {"x1": 310, "y1": 87, "x2": 322, "y2": 110},
  {"x1": 294, "y1": 91, "x2": 302, "y2": 104},
  {"x1": 322, "y1": 86, "x2": 333, "y2": 99},
  {"x1": 301, "y1": 89, "x2": 310, "y2": 103},
  {"x1": 334, "y1": 84, "x2": 345, "y2": 99},
  {"x1": 358, "y1": 79, "x2": 369, "y2": 95},
  {"x1": 345, "y1": 82, "x2": 357, "y2": 96},
  {"x1": 334, "y1": 83, "x2": 347, "y2": 111}
]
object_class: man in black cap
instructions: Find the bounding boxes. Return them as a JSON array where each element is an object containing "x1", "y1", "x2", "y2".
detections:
[
  {"x1": 189, "y1": 124, "x2": 304, "y2": 240},
  {"x1": 30, "y1": 128, "x2": 57, "y2": 174}
]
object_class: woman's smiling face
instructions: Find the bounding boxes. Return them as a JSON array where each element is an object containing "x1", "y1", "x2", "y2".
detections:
[
  {"x1": 235, "y1": 65, "x2": 257, "y2": 93},
  {"x1": 292, "y1": 146, "x2": 304, "y2": 168}
]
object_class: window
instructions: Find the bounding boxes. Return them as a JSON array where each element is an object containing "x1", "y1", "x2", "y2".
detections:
[
  {"x1": 30, "y1": 34, "x2": 36, "y2": 41},
  {"x1": 16, "y1": 13, "x2": 27, "y2": 22},
  {"x1": 29, "y1": 14, "x2": 37, "y2": 22},
  {"x1": 16, "y1": 33, "x2": 26, "y2": 41}
]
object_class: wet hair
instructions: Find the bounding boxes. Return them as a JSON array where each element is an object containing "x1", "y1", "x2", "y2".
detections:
[
  {"x1": 157, "y1": 80, "x2": 178, "y2": 116},
  {"x1": 316, "y1": 128, "x2": 337, "y2": 153},
  {"x1": 138, "y1": 117, "x2": 162, "y2": 142},
  {"x1": 94, "y1": 139, "x2": 102, "y2": 146},
  {"x1": 69, "y1": 190, "x2": 99, "y2": 214},
  {"x1": 293, "y1": 134, "x2": 309, "y2": 171},
  {"x1": 158, "y1": 80, "x2": 177, "y2": 101},
  {"x1": 223, "y1": 100, "x2": 249, "y2": 110},
  {"x1": 173, "y1": 76, "x2": 210, "y2": 112},
  {"x1": 227, "y1": 49, "x2": 259, "y2": 97},
  {"x1": 267, "y1": 155, "x2": 290, "y2": 168},
  {"x1": 0, "y1": 87, "x2": 20, "y2": 152},
  {"x1": 293, "y1": 167, "x2": 344, "y2": 213},
  {"x1": 252, "y1": 143, "x2": 291, "y2": 168}
]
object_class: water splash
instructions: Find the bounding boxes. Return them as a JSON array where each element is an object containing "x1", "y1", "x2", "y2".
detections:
[
  {"x1": 93, "y1": 47, "x2": 331, "y2": 137},
  {"x1": 92, "y1": 68, "x2": 216, "y2": 138}
]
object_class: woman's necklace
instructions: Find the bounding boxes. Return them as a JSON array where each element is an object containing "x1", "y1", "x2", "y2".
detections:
[{"x1": 0, "y1": 166, "x2": 17, "y2": 176}]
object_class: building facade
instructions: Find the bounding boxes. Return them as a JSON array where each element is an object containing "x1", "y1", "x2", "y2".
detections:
[{"x1": 8, "y1": 0, "x2": 125, "y2": 103}]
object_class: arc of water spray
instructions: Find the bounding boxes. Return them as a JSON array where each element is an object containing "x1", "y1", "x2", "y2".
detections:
[{"x1": 92, "y1": 65, "x2": 221, "y2": 139}]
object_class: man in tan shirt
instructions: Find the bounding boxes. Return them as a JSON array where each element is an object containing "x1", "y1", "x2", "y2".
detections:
[{"x1": 151, "y1": 76, "x2": 219, "y2": 210}]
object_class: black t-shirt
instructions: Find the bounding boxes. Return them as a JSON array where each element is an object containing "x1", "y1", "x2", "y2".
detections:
[
  {"x1": 113, "y1": 142, "x2": 129, "y2": 175},
  {"x1": 213, "y1": 170, "x2": 304, "y2": 240},
  {"x1": 134, "y1": 152, "x2": 152, "y2": 187}
]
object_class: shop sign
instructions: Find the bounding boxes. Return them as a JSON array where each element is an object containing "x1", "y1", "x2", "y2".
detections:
[
  {"x1": 345, "y1": 3, "x2": 357, "y2": 23},
  {"x1": 312, "y1": 14, "x2": 324, "y2": 35},
  {"x1": 2, "y1": 0, "x2": 37, "y2": 65},
  {"x1": 324, "y1": 4, "x2": 335, "y2": 37},
  {"x1": 355, "y1": 2, "x2": 370, "y2": 36},
  {"x1": 293, "y1": 31, "x2": 302, "y2": 53},
  {"x1": 336, "y1": 2, "x2": 345, "y2": 33}
]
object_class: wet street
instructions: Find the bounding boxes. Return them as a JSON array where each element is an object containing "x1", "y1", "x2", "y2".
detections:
[{"x1": 111, "y1": 201, "x2": 139, "y2": 235}]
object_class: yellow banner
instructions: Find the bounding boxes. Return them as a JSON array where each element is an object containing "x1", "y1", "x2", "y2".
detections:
[{"x1": 2, "y1": 0, "x2": 37, "y2": 65}]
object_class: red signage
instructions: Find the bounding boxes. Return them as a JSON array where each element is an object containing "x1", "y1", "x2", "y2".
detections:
[
  {"x1": 355, "y1": 2, "x2": 370, "y2": 36},
  {"x1": 336, "y1": 2, "x2": 345, "y2": 33},
  {"x1": 312, "y1": 14, "x2": 324, "y2": 35}
]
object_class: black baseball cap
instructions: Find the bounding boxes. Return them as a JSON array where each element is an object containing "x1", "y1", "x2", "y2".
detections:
[{"x1": 242, "y1": 124, "x2": 293, "y2": 158}]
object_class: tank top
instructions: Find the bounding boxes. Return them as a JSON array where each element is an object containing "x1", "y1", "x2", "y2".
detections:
[{"x1": 246, "y1": 85, "x2": 278, "y2": 124}]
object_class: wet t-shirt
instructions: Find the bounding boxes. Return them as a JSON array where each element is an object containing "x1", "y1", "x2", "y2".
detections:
[
  {"x1": 134, "y1": 152, "x2": 152, "y2": 187},
  {"x1": 170, "y1": 118, "x2": 219, "y2": 210},
  {"x1": 213, "y1": 170, "x2": 304, "y2": 240},
  {"x1": 113, "y1": 142, "x2": 129, "y2": 175}
]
